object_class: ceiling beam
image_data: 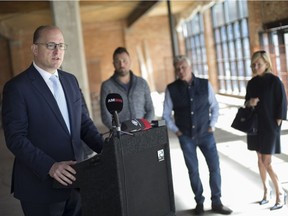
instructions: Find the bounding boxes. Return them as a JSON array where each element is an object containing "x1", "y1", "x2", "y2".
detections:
[
  {"x1": 0, "y1": 2, "x2": 49, "y2": 13},
  {"x1": 126, "y1": 0, "x2": 161, "y2": 28}
]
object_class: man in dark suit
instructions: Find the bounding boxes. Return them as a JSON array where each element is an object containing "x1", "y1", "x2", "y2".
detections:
[{"x1": 1, "y1": 25, "x2": 103, "y2": 216}]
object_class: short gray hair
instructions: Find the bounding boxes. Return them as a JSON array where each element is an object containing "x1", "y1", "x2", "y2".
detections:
[{"x1": 173, "y1": 55, "x2": 191, "y2": 67}]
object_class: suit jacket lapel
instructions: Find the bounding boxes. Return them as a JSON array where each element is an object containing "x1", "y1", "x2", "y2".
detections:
[{"x1": 28, "y1": 65, "x2": 70, "y2": 135}]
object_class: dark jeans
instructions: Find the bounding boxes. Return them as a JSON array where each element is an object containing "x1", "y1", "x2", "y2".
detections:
[
  {"x1": 20, "y1": 189, "x2": 81, "y2": 216},
  {"x1": 178, "y1": 133, "x2": 222, "y2": 206}
]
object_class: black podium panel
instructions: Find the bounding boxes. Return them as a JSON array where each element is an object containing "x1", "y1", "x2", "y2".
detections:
[{"x1": 55, "y1": 126, "x2": 175, "y2": 216}]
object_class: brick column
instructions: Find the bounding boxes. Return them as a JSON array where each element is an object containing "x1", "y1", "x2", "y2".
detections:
[{"x1": 203, "y1": 9, "x2": 218, "y2": 91}]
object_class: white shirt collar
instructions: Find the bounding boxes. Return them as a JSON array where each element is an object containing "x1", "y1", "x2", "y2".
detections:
[{"x1": 33, "y1": 61, "x2": 59, "y2": 82}]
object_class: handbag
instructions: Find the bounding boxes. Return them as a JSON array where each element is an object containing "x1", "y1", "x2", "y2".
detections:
[{"x1": 231, "y1": 107, "x2": 258, "y2": 135}]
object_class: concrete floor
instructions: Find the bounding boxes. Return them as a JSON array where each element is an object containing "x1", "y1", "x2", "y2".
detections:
[{"x1": 1, "y1": 95, "x2": 288, "y2": 216}]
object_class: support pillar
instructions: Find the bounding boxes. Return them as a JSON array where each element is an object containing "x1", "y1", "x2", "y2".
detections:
[{"x1": 50, "y1": 1, "x2": 92, "y2": 115}]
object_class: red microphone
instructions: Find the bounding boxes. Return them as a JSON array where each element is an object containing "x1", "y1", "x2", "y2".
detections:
[{"x1": 121, "y1": 118, "x2": 152, "y2": 133}]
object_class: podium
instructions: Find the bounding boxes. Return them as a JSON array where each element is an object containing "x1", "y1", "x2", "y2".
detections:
[{"x1": 55, "y1": 126, "x2": 175, "y2": 216}]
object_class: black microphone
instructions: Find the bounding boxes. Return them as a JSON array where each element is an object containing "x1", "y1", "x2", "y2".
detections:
[
  {"x1": 105, "y1": 93, "x2": 123, "y2": 114},
  {"x1": 105, "y1": 93, "x2": 123, "y2": 138}
]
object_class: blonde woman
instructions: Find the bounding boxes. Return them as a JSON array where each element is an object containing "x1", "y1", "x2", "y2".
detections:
[{"x1": 245, "y1": 50, "x2": 287, "y2": 210}]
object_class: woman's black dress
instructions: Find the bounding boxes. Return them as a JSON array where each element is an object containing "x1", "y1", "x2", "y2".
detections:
[{"x1": 245, "y1": 73, "x2": 287, "y2": 154}]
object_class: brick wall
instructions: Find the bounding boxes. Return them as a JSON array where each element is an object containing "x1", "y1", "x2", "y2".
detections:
[
  {"x1": 248, "y1": 1, "x2": 288, "y2": 51},
  {"x1": 0, "y1": 36, "x2": 11, "y2": 92},
  {"x1": 83, "y1": 15, "x2": 174, "y2": 98}
]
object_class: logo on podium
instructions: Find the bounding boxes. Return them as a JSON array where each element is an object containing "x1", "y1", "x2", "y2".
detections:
[{"x1": 158, "y1": 149, "x2": 165, "y2": 162}]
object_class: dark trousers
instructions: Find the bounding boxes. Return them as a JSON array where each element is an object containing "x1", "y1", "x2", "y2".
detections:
[{"x1": 20, "y1": 189, "x2": 81, "y2": 216}]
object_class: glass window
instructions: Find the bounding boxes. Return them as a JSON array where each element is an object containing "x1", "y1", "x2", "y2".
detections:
[
  {"x1": 245, "y1": 59, "x2": 252, "y2": 77},
  {"x1": 285, "y1": 33, "x2": 288, "y2": 70},
  {"x1": 221, "y1": 26, "x2": 227, "y2": 42},
  {"x1": 212, "y1": 0, "x2": 249, "y2": 96},
  {"x1": 215, "y1": 29, "x2": 221, "y2": 43},
  {"x1": 241, "y1": 19, "x2": 249, "y2": 37},
  {"x1": 234, "y1": 21, "x2": 241, "y2": 39},
  {"x1": 202, "y1": 48, "x2": 207, "y2": 62},
  {"x1": 243, "y1": 38, "x2": 250, "y2": 57},
  {"x1": 235, "y1": 39, "x2": 243, "y2": 58},
  {"x1": 182, "y1": 0, "x2": 249, "y2": 96},
  {"x1": 273, "y1": 33, "x2": 281, "y2": 72},
  {"x1": 239, "y1": 0, "x2": 248, "y2": 18},
  {"x1": 259, "y1": 30, "x2": 288, "y2": 81},
  {"x1": 187, "y1": 20, "x2": 192, "y2": 35},
  {"x1": 222, "y1": 42, "x2": 228, "y2": 60},
  {"x1": 195, "y1": 35, "x2": 200, "y2": 47},
  {"x1": 200, "y1": 34, "x2": 205, "y2": 46},
  {"x1": 192, "y1": 15, "x2": 201, "y2": 34},
  {"x1": 229, "y1": 41, "x2": 235, "y2": 60},
  {"x1": 212, "y1": 3, "x2": 225, "y2": 27},
  {"x1": 182, "y1": 12, "x2": 208, "y2": 79},
  {"x1": 227, "y1": 25, "x2": 234, "y2": 40},
  {"x1": 226, "y1": 0, "x2": 238, "y2": 22},
  {"x1": 237, "y1": 60, "x2": 244, "y2": 76},
  {"x1": 216, "y1": 44, "x2": 223, "y2": 60}
]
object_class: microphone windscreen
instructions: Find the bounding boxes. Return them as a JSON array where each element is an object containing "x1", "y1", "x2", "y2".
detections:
[
  {"x1": 121, "y1": 118, "x2": 152, "y2": 133},
  {"x1": 139, "y1": 118, "x2": 152, "y2": 130},
  {"x1": 105, "y1": 93, "x2": 123, "y2": 114}
]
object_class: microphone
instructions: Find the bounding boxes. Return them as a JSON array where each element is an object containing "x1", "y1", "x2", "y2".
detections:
[
  {"x1": 121, "y1": 118, "x2": 152, "y2": 133},
  {"x1": 105, "y1": 93, "x2": 123, "y2": 138},
  {"x1": 113, "y1": 111, "x2": 121, "y2": 137},
  {"x1": 105, "y1": 93, "x2": 123, "y2": 114}
]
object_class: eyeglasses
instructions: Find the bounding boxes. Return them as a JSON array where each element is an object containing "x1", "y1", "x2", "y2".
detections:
[{"x1": 35, "y1": 42, "x2": 68, "y2": 50}]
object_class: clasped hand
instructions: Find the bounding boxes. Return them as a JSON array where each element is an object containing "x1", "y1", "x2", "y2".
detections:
[
  {"x1": 247, "y1": 97, "x2": 260, "y2": 107},
  {"x1": 49, "y1": 161, "x2": 77, "y2": 186}
]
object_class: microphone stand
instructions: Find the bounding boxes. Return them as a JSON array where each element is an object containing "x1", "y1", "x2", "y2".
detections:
[
  {"x1": 113, "y1": 111, "x2": 121, "y2": 138},
  {"x1": 102, "y1": 112, "x2": 134, "y2": 141}
]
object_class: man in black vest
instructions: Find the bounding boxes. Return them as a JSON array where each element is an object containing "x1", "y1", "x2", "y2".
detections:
[{"x1": 163, "y1": 55, "x2": 232, "y2": 215}]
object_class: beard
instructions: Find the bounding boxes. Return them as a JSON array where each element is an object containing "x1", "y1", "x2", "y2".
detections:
[{"x1": 116, "y1": 68, "x2": 130, "y2": 76}]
